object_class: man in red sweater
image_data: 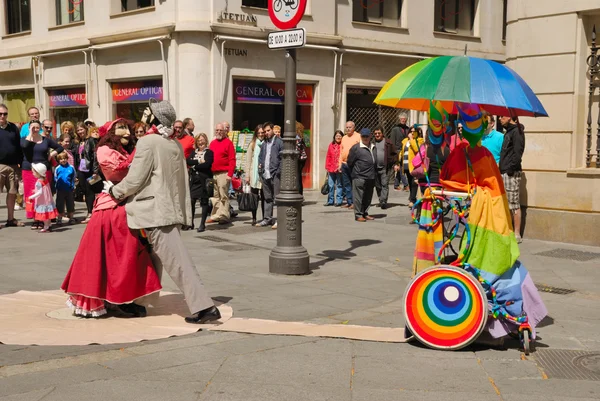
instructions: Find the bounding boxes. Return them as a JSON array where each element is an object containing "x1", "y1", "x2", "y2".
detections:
[
  {"x1": 208, "y1": 123, "x2": 235, "y2": 224},
  {"x1": 174, "y1": 120, "x2": 195, "y2": 159}
]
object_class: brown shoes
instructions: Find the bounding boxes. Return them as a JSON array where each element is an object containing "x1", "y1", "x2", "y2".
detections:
[
  {"x1": 355, "y1": 217, "x2": 366, "y2": 222},
  {"x1": 365, "y1": 216, "x2": 375, "y2": 221}
]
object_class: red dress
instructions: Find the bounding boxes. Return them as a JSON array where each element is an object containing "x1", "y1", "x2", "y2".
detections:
[{"x1": 61, "y1": 146, "x2": 161, "y2": 317}]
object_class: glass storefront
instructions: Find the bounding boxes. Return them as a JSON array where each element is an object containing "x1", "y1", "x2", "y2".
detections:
[
  {"x1": 0, "y1": 90, "x2": 35, "y2": 126},
  {"x1": 112, "y1": 79, "x2": 163, "y2": 122},
  {"x1": 48, "y1": 87, "x2": 88, "y2": 137},
  {"x1": 233, "y1": 79, "x2": 314, "y2": 188}
]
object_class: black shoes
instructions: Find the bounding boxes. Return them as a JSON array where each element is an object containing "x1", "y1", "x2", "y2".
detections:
[
  {"x1": 380, "y1": 203, "x2": 388, "y2": 210},
  {"x1": 118, "y1": 303, "x2": 147, "y2": 317},
  {"x1": 185, "y1": 306, "x2": 221, "y2": 324},
  {"x1": 197, "y1": 225, "x2": 206, "y2": 233}
]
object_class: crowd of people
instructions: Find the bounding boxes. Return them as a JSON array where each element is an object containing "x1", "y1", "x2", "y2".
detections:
[{"x1": 323, "y1": 113, "x2": 525, "y2": 241}]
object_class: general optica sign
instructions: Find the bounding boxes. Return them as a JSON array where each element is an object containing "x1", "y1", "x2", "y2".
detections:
[
  {"x1": 234, "y1": 80, "x2": 313, "y2": 105},
  {"x1": 48, "y1": 88, "x2": 87, "y2": 107},
  {"x1": 112, "y1": 80, "x2": 163, "y2": 102}
]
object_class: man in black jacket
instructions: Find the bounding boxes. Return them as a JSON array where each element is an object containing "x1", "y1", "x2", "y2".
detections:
[
  {"x1": 0, "y1": 104, "x2": 24, "y2": 228},
  {"x1": 390, "y1": 113, "x2": 410, "y2": 190},
  {"x1": 347, "y1": 128, "x2": 376, "y2": 222},
  {"x1": 499, "y1": 116, "x2": 525, "y2": 243},
  {"x1": 372, "y1": 126, "x2": 397, "y2": 209}
]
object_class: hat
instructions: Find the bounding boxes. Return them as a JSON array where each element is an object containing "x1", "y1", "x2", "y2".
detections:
[
  {"x1": 99, "y1": 118, "x2": 127, "y2": 138},
  {"x1": 31, "y1": 163, "x2": 47, "y2": 178},
  {"x1": 149, "y1": 98, "x2": 177, "y2": 127},
  {"x1": 84, "y1": 118, "x2": 95, "y2": 126},
  {"x1": 359, "y1": 128, "x2": 372, "y2": 137}
]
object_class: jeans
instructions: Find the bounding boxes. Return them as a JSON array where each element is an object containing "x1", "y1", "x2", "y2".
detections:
[
  {"x1": 326, "y1": 172, "x2": 343, "y2": 205},
  {"x1": 341, "y1": 163, "x2": 353, "y2": 205},
  {"x1": 394, "y1": 169, "x2": 408, "y2": 188},
  {"x1": 375, "y1": 168, "x2": 389, "y2": 206},
  {"x1": 352, "y1": 178, "x2": 375, "y2": 219},
  {"x1": 261, "y1": 175, "x2": 280, "y2": 223}
]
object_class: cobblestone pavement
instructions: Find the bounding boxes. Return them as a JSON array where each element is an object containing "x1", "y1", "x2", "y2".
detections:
[{"x1": 1, "y1": 189, "x2": 599, "y2": 400}]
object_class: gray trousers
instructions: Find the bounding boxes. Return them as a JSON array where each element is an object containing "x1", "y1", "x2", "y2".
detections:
[
  {"x1": 375, "y1": 168, "x2": 389, "y2": 205},
  {"x1": 261, "y1": 175, "x2": 280, "y2": 223},
  {"x1": 352, "y1": 178, "x2": 375, "y2": 218},
  {"x1": 145, "y1": 225, "x2": 214, "y2": 315}
]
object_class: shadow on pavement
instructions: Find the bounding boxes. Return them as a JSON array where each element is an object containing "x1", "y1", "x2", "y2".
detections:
[{"x1": 309, "y1": 239, "x2": 382, "y2": 270}]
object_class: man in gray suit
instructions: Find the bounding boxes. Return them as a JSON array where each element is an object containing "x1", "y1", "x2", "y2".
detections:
[{"x1": 106, "y1": 99, "x2": 220, "y2": 324}]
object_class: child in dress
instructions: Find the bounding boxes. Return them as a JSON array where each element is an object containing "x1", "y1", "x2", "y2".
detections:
[
  {"x1": 28, "y1": 163, "x2": 58, "y2": 233},
  {"x1": 54, "y1": 152, "x2": 77, "y2": 225}
]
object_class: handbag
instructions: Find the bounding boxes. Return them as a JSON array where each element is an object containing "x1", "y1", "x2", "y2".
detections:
[
  {"x1": 411, "y1": 144, "x2": 429, "y2": 180},
  {"x1": 205, "y1": 178, "x2": 214, "y2": 198},
  {"x1": 237, "y1": 185, "x2": 258, "y2": 211},
  {"x1": 320, "y1": 173, "x2": 330, "y2": 195}
]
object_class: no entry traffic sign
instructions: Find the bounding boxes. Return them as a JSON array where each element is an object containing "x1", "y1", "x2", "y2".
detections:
[{"x1": 268, "y1": 0, "x2": 307, "y2": 30}]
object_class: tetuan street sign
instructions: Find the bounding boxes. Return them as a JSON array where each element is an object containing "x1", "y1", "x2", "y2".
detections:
[
  {"x1": 268, "y1": 28, "x2": 306, "y2": 50},
  {"x1": 268, "y1": 0, "x2": 307, "y2": 30}
]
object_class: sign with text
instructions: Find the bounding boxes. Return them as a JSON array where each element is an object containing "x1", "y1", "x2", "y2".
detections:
[
  {"x1": 112, "y1": 80, "x2": 163, "y2": 102},
  {"x1": 234, "y1": 80, "x2": 313, "y2": 105},
  {"x1": 268, "y1": 28, "x2": 306, "y2": 50},
  {"x1": 268, "y1": 0, "x2": 307, "y2": 30},
  {"x1": 48, "y1": 87, "x2": 87, "y2": 108}
]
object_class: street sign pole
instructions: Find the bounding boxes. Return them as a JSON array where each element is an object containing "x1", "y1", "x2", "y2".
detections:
[
  {"x1": 269, "y1": 47, "x2": 310, "y2": 275},
  {"x1": 268, "y1": 0, "x2": 309, "y2": 275}
]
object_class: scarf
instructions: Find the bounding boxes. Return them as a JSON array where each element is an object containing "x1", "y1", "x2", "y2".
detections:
[{"x1": 251, "y1": 139, "x2": 263, "y2": 188}]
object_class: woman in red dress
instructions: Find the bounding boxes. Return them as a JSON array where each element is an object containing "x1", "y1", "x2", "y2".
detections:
[{"x1": 61, "y1": 119, "x2": 161, "y2": 317}]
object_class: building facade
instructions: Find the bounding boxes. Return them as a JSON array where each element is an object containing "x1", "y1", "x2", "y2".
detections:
[
  {"x1": 506, "y1": 1, "x2": 600, "y2": 246},
  {"x1": 0, "y1": 0, "x2": 505, "y2": 192}
]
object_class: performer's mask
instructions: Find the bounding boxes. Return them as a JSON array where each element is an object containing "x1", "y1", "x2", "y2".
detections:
[
  {"x1": 115, "y1": 122, "x2": 130, "y2": 145},
  {"x1": 141, "y1": 107, "x2": 157, "y2": 126}
]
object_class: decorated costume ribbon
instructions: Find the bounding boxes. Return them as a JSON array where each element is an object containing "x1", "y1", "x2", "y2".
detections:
[{"x1": 456, "y1": 103, "x2": 488, "y2": 148}]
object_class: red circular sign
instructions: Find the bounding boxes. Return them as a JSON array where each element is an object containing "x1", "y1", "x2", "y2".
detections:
[{"x1": 268, "y1": 0, "x2": 307, "y2": 30}]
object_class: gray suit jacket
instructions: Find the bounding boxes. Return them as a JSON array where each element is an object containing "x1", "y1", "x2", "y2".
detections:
[{"x1": 111, "y1": 133, "x2": 192, "y2": 229}]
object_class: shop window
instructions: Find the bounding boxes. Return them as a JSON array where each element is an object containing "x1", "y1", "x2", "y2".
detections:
[
  {"x1": 242, "y1": 0, "x2": 268, "y2": 8},
  {"x1": 353, "y1": 0, "x2": 403, "y2": 27},
  {"x1": 55, "y1": 0, "x2": 84, "y2": 26},
  {"x1": 0, "y1": 90, "x2": 35, "y2": 125},
  {"x1": 6, "y1": 0, "x2": 31, "y2": 34},
  {"x1": 111, "y1": 79, "x2": 163, "y2": 122},
  {"x1": 120, "y1": 0, "x2": 154, "y2": 12},
  {"x1": 434, "y1": 0, "x2": 477, "y2": 36}
]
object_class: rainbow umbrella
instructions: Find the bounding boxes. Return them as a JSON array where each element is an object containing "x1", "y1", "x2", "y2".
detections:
[{"x1": 374, "y1": 56, "x2": 548, "y2": 118}]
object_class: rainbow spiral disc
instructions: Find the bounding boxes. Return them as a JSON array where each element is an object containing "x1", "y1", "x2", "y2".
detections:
[{"x1": 404, "y1": 266, "x2": 488, "y2": 350}]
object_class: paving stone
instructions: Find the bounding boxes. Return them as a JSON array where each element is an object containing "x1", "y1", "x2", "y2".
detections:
[
  {"x1": 99, "y1": 346, "x2": 229, "y2": 374},
  {"x1": 42, "y1": 379, "x2": 203, "y2": 401},
  {"x1": 353, "y1": 355, "x2": 490, "y2": 392},
  {"x1": 199, "y1": 382, "x2": 351, "y2": 401},
  {"x1": 0, "y1": 364, "x2": 118, "y2": 397}
]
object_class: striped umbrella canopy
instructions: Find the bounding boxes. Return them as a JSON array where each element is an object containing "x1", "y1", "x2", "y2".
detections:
[{"x1": 374, "y1": 56, "x2": 548, "y2": 118}]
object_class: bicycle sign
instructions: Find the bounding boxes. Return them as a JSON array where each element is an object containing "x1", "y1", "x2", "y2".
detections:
[{"x1": 268, "y1": 0, "x2": 307, "y2": 30}]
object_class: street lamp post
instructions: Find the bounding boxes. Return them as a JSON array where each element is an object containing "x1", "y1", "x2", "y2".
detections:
[{"x1": 269, "y1": 48, "x2": 310, "y2": 275}]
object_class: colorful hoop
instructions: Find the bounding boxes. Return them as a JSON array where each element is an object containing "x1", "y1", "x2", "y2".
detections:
[{"x1": 404, "y1": 266, "x2": 488, "y2": 350}]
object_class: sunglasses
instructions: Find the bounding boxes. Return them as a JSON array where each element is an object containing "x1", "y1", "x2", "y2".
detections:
[
  {"x1": 44, "y1": 126, "x2": 53, "y2": 130},
  {"x1": 0, "y1": 113, "x2": 7, "y2": 116}
]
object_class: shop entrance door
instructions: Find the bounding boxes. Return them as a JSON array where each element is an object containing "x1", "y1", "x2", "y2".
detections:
[{"x1": 233, "y1": 80, "x2": 314, "y2": 189}]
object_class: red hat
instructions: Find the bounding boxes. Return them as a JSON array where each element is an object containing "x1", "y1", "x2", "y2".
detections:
[{"x1": 99, "y1": 118, "x2": 127, "y2": 137}]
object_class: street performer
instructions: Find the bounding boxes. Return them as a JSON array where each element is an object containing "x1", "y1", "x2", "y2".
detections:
[{"x1": 105, "y1": 98, "x2": 221, "y2": 324}]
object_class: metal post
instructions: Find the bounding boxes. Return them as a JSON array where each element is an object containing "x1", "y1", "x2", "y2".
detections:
[{"x1": 269, "y1": 48, "x2": 310, "y2": 275}]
